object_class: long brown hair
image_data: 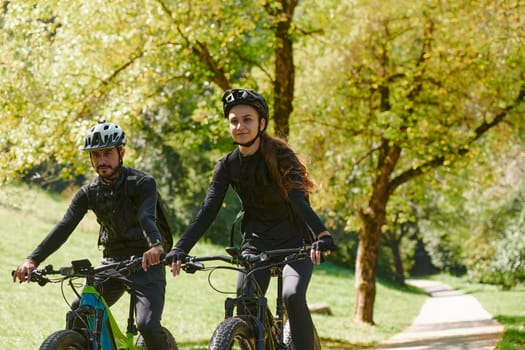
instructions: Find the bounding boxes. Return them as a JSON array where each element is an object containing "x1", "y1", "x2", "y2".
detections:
[{"x1": 259, "y1": 133, "x2": 316, "y2": 197}]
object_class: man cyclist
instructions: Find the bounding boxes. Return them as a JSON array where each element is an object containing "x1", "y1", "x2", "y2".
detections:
[{"x1": 13, "y1": 121, "x2": 171, "y2": 349}]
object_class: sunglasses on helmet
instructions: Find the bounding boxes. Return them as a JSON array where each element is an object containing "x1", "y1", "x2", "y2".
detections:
[{"x1": 222, "y1": 89, "x2": 261, "y2": 104}]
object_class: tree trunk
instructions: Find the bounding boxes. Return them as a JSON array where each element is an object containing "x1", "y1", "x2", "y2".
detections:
[
  {"x1": 272, "y1": 0, "x2": 296, "y2": 138},
  {"x1": 354, "y1": 210, "x2": 383, "y2": 324},
  {"x1": 354, "y1": 143, "x2": 401, "y2": 323},
  {"x1": 390, "y1": 239, "x2": 405, "y2": 285}
]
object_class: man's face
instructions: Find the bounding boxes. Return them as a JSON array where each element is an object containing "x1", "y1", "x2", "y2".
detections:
[{"x1": 90, "y1": 147, "x2": 124, "y2": 182}]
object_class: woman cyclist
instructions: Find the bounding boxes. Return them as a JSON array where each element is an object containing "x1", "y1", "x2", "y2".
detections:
[{"x1": 167, "y1": 89, "x2": 335, "y2": 349}]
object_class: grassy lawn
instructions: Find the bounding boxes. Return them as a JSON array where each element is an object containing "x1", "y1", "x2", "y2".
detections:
[{"x1": 4, "y1": 184, "x2": 522, "y2": 349}]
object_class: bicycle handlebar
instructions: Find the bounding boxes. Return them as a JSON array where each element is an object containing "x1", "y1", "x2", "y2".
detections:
[
  {"x1": 182, "y1": 246, "x2": 311, "y2": 274},
  {"x1": 11, "y1": 256, "x2": 148, "y2": 286}
]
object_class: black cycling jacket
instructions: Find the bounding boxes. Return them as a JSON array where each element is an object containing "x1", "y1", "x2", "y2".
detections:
[
  {"x1": 175, "y1": 148, "x2": 327, "y2": 254},
  {"x1": 28, "y1": 167, "x2": 163, "y2": 265}
]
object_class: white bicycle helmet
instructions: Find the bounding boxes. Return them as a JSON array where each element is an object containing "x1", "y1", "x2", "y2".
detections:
[{"x1": 81, "y1": 121, "x2": 126, "y2": 151}]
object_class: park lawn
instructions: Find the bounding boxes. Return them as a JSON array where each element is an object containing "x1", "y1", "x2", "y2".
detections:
[{"x1": 2, "y1": 184, "x2": 426, "y2": 349}]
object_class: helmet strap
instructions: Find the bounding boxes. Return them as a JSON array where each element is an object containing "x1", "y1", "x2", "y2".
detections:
[{"x1": 233, "y1": 131, "x2": 262, "y2": 147}]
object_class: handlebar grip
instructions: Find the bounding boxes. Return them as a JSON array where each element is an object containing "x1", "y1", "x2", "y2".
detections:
[{"x1": 11, "y1": 269, "x2": 50, "y2": 286}]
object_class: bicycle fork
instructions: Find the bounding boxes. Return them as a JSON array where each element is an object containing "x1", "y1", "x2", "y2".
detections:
[
  {"x1": 224, "y1": 283, "x2": 286, "y2": 349},
  {"x1": 224, "y1": 295, "x2": 270, "y2": 350}
]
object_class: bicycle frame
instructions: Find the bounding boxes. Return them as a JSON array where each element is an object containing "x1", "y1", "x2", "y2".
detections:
[
  {"x1": 183, "y1": 246, "x2": 312, "y2": 350},
  {"x1": 25, "y1": 258, "x2": 146, "y2": 350},
  {"x1": 68, "y1": 284, "x2": 140, "y2": 349},
  {"x1": 223, "y1": 267, "x2": 285, "y2": 350}
]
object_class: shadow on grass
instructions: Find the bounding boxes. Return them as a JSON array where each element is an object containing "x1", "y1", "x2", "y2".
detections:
[
  {"x1": 321, "y1": 337, "x2": 374, "y2": 350},
  {"x1": 178, "y1": 337, "x2": 373, "y2": 350},
  {"x1": 374, "y1": 276, "x2": 429, "y2": 296},
  {"x1": 313, "y1": 260, "x2": 355, "y2": 278},
  {"x1": 315, "y1": 260, "x2": 424, "y2": 293},
  {"x1": 175, "y1": 340, "x2": 208, "y2": 350},
  {"x1": 495, "y1": 315, "x2": 525, "y2": 326}
]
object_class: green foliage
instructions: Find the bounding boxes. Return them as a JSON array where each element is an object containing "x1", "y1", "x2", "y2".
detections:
[
  {"x1": 0, "y1": 0, "x2": 283, "y2": 237},
  {"x1": 484, "y1": 228, "x2": 525, "y2": 288},
  {"x1": 415, "y1": 139, "x2": 525, "y2": 288},
  {"x1": 296, "y1": 0, "x2": 523, "y2": 190},
  {"x1": 468, "y1": 191, "x2": 525, "y2": 289},
  {"x1": 293, "y1": 0, "x2": 525, "y2": 283},
  {"x1": 0, "y1": 0, "x2": 276, "y2": 183}
]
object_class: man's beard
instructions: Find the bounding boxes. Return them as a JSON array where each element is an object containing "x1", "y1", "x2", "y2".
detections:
[{"x1": 97, "y1": 165, "x2": 120, "y2": 182}]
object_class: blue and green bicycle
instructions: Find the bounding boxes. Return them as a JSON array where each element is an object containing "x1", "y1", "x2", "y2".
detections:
[{"x1": 15, "y1": 257, "x2": 178, "y2": 350}]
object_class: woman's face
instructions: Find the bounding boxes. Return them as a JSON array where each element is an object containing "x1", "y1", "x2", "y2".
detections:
[{"x1": 228, "y1": 104, "x2": 265, "y2": 145}]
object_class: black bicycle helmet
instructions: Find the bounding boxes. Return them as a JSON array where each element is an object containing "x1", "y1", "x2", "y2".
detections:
[
  {"x1": 222, "y1": 89, "x2": 269, "y2": 122},
  {"x1": 81, "y1": 121, "x2": 126, "y2": 151}
]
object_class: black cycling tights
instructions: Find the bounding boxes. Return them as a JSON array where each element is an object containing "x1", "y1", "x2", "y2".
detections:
[{"x1": 236, "y1": 257, "x2": 315, "y2": 350}]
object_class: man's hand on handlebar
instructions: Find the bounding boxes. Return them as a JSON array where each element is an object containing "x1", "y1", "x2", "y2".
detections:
[
  {"x1": 310, "y1": 233, "x2": 336, "y2": 265},
  {"x1": 12, "y1": 258, "x2": 37, "y2": 283},
  {"x1": 165, "y1": 248, "x2": 187, "y2": 277},
  {"x1": 142, "y1": 244, "x2": 165, "y2": 271}
]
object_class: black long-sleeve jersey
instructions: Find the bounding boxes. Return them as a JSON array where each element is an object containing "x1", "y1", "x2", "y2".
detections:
[
  {"x1": 28, "y1": 167, "x2": 163, "y2": 265},
  {"x1": 175, "y1": 148, "x2": 327, "y2": 254}
]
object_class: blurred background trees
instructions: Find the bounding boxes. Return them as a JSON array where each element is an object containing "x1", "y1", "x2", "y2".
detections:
[{"x1": 1, "y1": 0, "x2": 524, "y2": 325}]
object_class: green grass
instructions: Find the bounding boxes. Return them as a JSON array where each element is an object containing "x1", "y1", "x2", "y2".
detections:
[
  {"x1": 6, "y1": 184, "x2": 522, "y2": 349},
  {"x1": 423, "y1": 274, "x2": 525, "y2": 350}
]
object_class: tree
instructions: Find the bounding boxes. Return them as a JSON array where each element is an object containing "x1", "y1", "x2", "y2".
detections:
[
  {"x1": 0, "y1": 0, "x2": 305, "y2": 182},
  {"x1": 294, "y1": 0, "x2": 525, "y2": 323},
  {"x1": 0, "y1": 0, "x2": 311, "y2": 245},
  {"x1": 382, "y1": 202, "x2": 419, "y2": 285},
  {"x1": 443, "y1": 142, "x2": 525, "y2": 287},
  {"x1": 3, "y1": 0, "x2": 525, "y2": 333},
  {"x1": 154, "y1": 0, "x2": 300, "y2": 137}
]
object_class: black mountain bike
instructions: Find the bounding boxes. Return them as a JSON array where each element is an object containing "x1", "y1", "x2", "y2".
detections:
[
  {"x1": 14, "y1": 257, "x2": 178, "y2": 350},
  {"x1": 182, "y1": 246, "x2": 322, "y2": 350}
]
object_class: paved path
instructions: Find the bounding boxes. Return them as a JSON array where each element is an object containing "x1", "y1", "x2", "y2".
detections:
[{"x1": 372, "y1": 279, "x2": 504, "y2": 350}]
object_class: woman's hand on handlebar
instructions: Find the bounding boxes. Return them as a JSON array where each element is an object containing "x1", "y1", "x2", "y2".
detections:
[
  {"x1": 310, "y1": 232, "x2": 335, "y2": 265},
  {"x1": 12, "y1": 258, "x2": 37, "y2": 283},
  {"x1": 165, "y1": 248, "x2": 187, "y2": 277}
]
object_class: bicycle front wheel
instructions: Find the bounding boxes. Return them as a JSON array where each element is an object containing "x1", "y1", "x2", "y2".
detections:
[
  {"x1": 208, "y1": 317, "x2": 255, "y2": 350},
  {"x1": 39, "y1": 330, "x2": 88, "y2": 350}
]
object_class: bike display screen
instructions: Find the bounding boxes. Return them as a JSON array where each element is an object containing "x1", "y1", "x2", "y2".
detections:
[{"x1": 71, "y1": 259, "x2": 92, "y2": 273}]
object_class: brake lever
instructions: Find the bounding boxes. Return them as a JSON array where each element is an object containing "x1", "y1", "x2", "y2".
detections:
[{"x1": 182, "y1": 260, "x2": 205, "y2": 274}]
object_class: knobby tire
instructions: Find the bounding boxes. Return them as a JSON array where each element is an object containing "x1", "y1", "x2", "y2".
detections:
[
  {"x1": 39, "y1": 330, "x2": 88, "y2": 350},
  {"x1": 208, "y1": 317, "x2": 255, "y2": 350}
]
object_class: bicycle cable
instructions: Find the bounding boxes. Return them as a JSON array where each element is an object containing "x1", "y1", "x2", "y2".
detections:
[{"x1": 206, "y1": 266, "x2": 242, "y2": 295}]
